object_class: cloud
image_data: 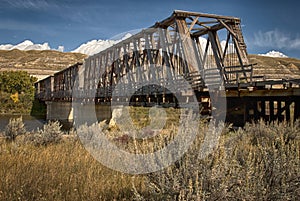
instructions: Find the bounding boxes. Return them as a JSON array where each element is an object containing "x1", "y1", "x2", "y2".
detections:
[
  {"x1": 258, "y1": 50, "x2": 288, "y2": 58},
  {"x1": 253, "y1": 29, "x2": 300, "y2": 50},
  {"x1": 2, "y1": 0, "x2": 56, "y2": 10},
  {"x1": 0, "y1": 40, "x2": 64, "y2": 52}
]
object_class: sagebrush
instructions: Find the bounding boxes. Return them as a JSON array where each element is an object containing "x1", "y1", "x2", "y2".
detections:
[
  {"x1": 24, "y1": 120, "x2": 63, "y2": 146},
  {"x1": 140, "y1": 120, "x2": 300, "y2": 200},
  {"x1": 4, "y1": 116, "x2": 26, "y2": 141}
]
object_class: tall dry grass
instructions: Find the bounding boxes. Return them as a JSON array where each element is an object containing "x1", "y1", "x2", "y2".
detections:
[
  {"x1": 0, "y1": 140, "x2": 146, "y2": 201},
  {"x1": 0, "y1": 111, "x2": 299, "y2": 200}
]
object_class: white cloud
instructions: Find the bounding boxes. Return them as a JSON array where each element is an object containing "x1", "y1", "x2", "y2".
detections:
[
  {"x1": 0, "y1": 40, "x2": 64, "y2": 52},
  {"x1": 253, "y1": 29, "x2": 300, "y2": 50},
  {"x1": 72, "y1": 33, "x2": 133, "y2": 55},
  {"x1": 72, "y1": 39, "x2": 116, "y2": 56},
  {"x1": 57, "y1": 46, "x2": 64, "y2": 52},
  {"x1": 258, "y1": 50, "x2": 288, "y2": 58}
]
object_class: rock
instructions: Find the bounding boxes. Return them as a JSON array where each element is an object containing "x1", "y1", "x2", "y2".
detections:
[{"x1": 109, "y1": 106, "x2": 124, "y2": 128}]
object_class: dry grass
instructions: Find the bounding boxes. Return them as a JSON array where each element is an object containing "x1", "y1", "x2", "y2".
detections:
[
  {"x1": 0, "y1": 49, "x2": 87, "y2": 70},
  {"x1": 0, "y1": 113, "x2": 299, "y2": 200},
  {"x1": 0, "y1": 140, "x2": 146, "y2": 201}
]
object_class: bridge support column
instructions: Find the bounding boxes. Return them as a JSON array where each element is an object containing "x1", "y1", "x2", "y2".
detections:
[
  {"x1": 293, "y1": 97, "x2": 300, "y2": 122},
  {"x1": 46, "y1": 101, "x2": 74, "y2": 121}
]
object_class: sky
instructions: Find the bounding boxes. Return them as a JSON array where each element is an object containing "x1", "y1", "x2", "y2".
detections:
[{"x1": 0, "y1": 0, "x2": 300, "y2": 58}]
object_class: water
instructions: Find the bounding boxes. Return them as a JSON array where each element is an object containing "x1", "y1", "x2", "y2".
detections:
[
  {"x1": 0, "y1": 105, "x2": 114, "y2": 132},
  {"x1": 0, "y1": 115, "x2": 46, "y2": 132},
  {"x1": 0, "y1": 114, "x2": 79, "y2": 132}
]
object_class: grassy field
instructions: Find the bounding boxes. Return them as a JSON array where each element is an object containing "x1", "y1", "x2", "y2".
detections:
[
  {"x1": 0, "y1": 140, "x2": 147, "y2": 201},
  {"x1": 0, "y1": 112, "x2": 299, "y2": 200}
]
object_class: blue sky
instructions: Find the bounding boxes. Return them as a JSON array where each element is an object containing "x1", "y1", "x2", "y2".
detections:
[{"x1": 0, "y1": 0, "x2": 300, "y2": 58}]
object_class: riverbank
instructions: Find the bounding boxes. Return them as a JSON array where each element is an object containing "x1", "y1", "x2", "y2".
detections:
[{"x1": 0, "y1": 114, "x2": 46, "y2": 132}]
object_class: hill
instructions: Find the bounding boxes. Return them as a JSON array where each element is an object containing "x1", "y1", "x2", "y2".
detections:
[
  {"x1": 0, "y1": 49, "x2": 300, "y2": 81},
  {"x1": 0, "y1": 49, "x2": 87, "y2": 80},
  {"x1": 248, "y1": 55, "x2": 300, "y2": 80}
]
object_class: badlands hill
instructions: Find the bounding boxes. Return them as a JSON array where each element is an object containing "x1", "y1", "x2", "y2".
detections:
[
  {"x1": 248, "y1": 55, "x2": 300, "y2": 80},
  {"x1": 0, "y1": 49, "x2": 87, "y2": 80},
  {"x1": 0, "y1": 48, "x2": 300, "y2": 81}
]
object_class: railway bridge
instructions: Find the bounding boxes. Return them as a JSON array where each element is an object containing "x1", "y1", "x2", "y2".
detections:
[{"x1": 35, "y1": 10, "x2": 300, "y2": 126}]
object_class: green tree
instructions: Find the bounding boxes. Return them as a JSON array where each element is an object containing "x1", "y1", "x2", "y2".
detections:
[
  {"x1": 0, "y1": 71, "x2": 37, "y2": 94},
  {"x1": 0, "y1": 71, "x2": 38, "y2": 114}
]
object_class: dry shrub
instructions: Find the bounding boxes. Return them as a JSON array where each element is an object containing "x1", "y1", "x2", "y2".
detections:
[
  {"x1": 25, "y1": 120, "x2": 63, "y2": 146},
  {"x1": 140, "y1": 120, "x2": 300, "y2": 200},
  {"x1": 4, "y1": 116, "x2": 26, "y2": 141}
]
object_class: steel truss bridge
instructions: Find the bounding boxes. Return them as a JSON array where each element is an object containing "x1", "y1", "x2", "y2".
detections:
[{"x1": 35, "y1": 10, "x2": 300, "y2": 126}]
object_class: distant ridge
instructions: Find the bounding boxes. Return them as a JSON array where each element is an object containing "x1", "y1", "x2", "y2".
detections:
[
  {"x1": 0, "y1": 45, "x2": 300, "y2": 82},
  {"x1": 0, "y1": 49, "x2": 87, "y2": 80},
  {"x1": 249, "y1": 54, "x2": 300, "y2": 80}
]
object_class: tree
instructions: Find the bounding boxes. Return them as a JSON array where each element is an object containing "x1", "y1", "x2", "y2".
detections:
[
  {"x1": 0, "y1": 71, "x2": 38, "y2": 114},
  {"x1": 0, "y1": 71, "x2": 37, "y2": 95}
]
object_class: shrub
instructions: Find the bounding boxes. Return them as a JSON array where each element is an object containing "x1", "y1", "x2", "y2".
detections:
[
  {"x1": 40, "y1": 121, "x2": 63, "y2": 143},
  {"x1": 138, "y1": 120, "x2": 300, "y2": 200},
  {"x1": 26, "y1": 121, "x2": 63, "y2": 146},
  {"x1": 0, "y1": 116, "x2": 299, "y2": 200},
  {"x1": 4, "y1": 116, "x2": 26, "y2": 141}
]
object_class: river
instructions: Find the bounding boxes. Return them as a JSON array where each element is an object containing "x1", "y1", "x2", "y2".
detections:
[{"x1": 0, "y1": 115, "x2": 73, "y2": 132}]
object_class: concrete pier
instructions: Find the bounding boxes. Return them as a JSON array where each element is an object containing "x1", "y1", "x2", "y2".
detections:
[{"x1": 46, "y1": 101, "x2": 112, "y2": 124}]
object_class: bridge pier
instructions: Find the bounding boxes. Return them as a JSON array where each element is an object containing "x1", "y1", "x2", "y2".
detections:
[
  {"x1": 226, "y1": 93, "x2": 300, "y2": 126},
  {"x1": 45, "y1": 101, "x2": 113, "y2": 125},
  {"x1": 46, "y1": 101, "x2": 74, "y2": 121}
]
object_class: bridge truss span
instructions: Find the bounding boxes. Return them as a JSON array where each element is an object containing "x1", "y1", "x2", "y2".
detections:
[
  {"x1": 35, "y1": 10, "x2": 300, "y2": 126},
  {"x1": 77, "y1": 10, "x2": 255, "y2": 100}
]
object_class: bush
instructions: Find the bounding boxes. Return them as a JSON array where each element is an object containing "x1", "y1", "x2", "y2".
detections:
[
  {"x1": 40, "y1": 121, "x2": 63, "y2": 144},
  {"x1": 0, "y1": 117, "x2": 299, "y2": 200},
  {"x1": 26, "y1": 121, "x2": 63, "y2": 146},
  {"x1": 139, "y1": 120, "x2": 300, "y2": 200},
  {"x1": 4, "y1": 116, "x2": 26, "y2": 141}
]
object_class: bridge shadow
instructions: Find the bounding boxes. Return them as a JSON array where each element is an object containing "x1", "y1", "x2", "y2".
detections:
[{"x1": 30, "y1": 98, "x2": 47, "y2": 118}]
